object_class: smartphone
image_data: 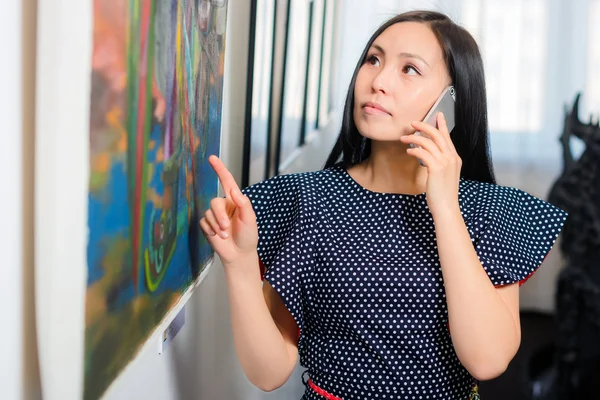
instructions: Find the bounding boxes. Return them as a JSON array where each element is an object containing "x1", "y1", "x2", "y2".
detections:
[{"x1": 411, "y1": 85, "x2": 456, "y2": 165}]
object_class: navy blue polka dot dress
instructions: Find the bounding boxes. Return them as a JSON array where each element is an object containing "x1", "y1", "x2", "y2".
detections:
[{"x1": 241, "y1": 163, "x2": 568, "y2": 400}]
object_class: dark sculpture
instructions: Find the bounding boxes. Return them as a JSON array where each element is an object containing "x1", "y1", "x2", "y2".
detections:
[{"x1": 527, "y1": 93, "x2": 600, "y2": 399}]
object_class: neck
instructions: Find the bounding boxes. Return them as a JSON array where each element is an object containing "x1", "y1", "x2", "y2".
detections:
[{"x1": 356, "y1": 140, "x2": 429, "y2": 195}]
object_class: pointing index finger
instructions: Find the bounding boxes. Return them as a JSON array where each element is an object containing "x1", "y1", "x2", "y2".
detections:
[{"x1": 208, "y1": 155, "x2": 240, "y2": 197}]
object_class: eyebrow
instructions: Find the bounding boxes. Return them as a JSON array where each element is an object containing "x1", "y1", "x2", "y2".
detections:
[{"x1": 371, "y1": 44, "x2": 430, "y2": 67}]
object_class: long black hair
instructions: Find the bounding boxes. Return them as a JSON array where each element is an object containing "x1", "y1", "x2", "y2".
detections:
[{"x1": 323, "y1": 10, "x2": 496, "y2": 184}]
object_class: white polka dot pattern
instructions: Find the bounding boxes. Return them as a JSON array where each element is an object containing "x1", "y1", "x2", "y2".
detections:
[
  {"x1": 242, "y1": 173, "x2": 314, "y2": 353},
  {"x1": 241, "y1": 164, "x2": 568, "y2": 400},
  {"x1": 467, "y1": 181, "x2": 568, "y2": 286}
]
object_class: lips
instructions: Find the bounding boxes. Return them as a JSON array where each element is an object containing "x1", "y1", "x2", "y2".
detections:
[{"x1": 363, "y1": 101, "x2": 391, "y2": 116}]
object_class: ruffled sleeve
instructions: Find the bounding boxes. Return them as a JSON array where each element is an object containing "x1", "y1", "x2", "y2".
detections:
[
  {"x1": 470, "y1": 183, "x2": 568, "y2": 287},
  {"x1": 241, "y1": 173, "x2": 313, "y2": 337}
]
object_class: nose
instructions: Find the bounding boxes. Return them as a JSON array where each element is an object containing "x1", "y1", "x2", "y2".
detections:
[{"x1": 371, "y1": 67, "x2": 394, "y2": 94}]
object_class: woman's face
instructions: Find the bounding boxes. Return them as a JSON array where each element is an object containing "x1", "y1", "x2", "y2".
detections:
[{"x1": 353, "y1": 22, "x2": 452, "y2": 141}]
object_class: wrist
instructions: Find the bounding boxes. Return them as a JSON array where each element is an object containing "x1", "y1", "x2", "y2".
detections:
[
  {"x1": 431, "y1": 201, "x2": 461, "y2": 221},
  {"x1": 223, "y1": 251, "x2": 262, "y2": 282}
]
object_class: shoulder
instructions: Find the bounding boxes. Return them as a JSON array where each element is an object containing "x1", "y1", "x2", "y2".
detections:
[
  {"x1": 460, "y1": 178, "x2": 528, "y2": 209},
  {"x1": 242, "y1": 166, "x2": 340, "y2": 201},
  {"x1": 459, "y1": 178, "x2": 568, "y2": 229},
  {"x1": 241, "y1": 168, "x2": 340, "y2": 257},
  {"x1": 460, "y1": 178, "x2": 561, "y2": 210},
  {"x1": 241, "y1": 167, "x2": 343, "y2": 221}
]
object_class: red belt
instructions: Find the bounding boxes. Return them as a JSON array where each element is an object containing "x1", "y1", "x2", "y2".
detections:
[
  {"x1": 306, "y1": 373, "x2": 479, "y2": 400},
  {"x1": 305, "y1": 375, "x2": 343, "y2": 400}
]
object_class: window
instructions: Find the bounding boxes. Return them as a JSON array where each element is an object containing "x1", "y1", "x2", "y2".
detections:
[{"x1": 460, "y1": 0, "x2": 548, "y2": 133}]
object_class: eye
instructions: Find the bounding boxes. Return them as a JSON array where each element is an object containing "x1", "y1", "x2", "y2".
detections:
[
  {"x1": 366, "y1": 55, "x2": 380, "y2": 67},
  {"x1": 402, "y1": 64, "x2": 420, "y2": 75}
]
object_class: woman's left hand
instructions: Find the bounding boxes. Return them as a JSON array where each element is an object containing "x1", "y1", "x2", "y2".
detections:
[{"x1": 400, "y1": 112, "x2": 462, "y2": 217}]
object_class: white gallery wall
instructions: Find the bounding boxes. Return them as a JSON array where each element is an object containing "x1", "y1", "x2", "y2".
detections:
[
  {"x1": 0, "y1": 0, "x2": 41, "y2": 399},
  {"x1": 0, "y1": 0, "x2": 27, "y2": 397}
]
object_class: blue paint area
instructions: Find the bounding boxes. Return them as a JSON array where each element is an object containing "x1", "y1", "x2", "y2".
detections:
[
  {"x1": 140, "y1": 122, "x2": 193, "y2": 295},
  {"x1": 87, "y1": 162, "x2": 131, "y2": 285}
]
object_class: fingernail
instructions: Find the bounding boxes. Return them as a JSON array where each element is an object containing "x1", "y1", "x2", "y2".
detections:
[
  {"x1": 220, "y1": 231, "x2": 229, "y2": 239},
  {"x1": 220, "y1": 219, "x2": 230, "y2": 229},
  {"x1": 206, "y1": 229, "x2": 216, "y2": 236}
]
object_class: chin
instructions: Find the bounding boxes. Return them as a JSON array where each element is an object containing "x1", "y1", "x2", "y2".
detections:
[{"x1": 355, "y1": 122, "x2": 408, "y2": 142}]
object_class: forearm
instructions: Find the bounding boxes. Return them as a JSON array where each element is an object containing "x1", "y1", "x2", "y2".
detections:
[
  {"x1": 224, "y1": 253, "x2": 297, "y2": 391},
  {"x1": 433, "y1": 206, "x2": 520, "y2": 380}
]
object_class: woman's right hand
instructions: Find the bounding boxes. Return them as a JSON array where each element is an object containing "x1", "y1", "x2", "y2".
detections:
[{"x1": 200, "y1": 155, "x2": 259, "y2": 266}]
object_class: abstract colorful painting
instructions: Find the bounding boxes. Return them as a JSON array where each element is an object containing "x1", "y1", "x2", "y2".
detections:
[{"x1": 85, "y1": 0, "x2": 227, "y2": 398}]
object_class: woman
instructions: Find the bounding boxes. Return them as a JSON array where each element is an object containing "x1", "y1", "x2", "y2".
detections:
[{"x1": 200, "y1": 10, "x2": 568, "y2": 400}]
